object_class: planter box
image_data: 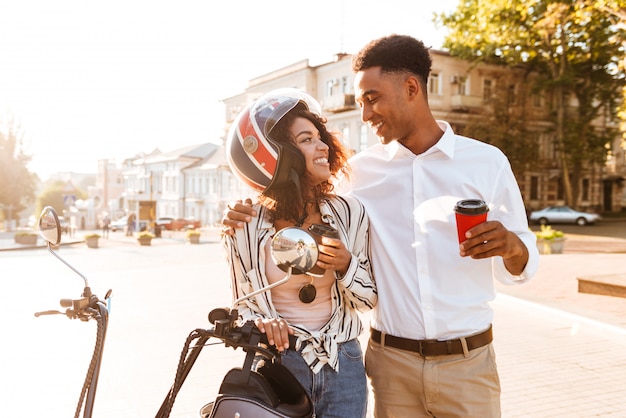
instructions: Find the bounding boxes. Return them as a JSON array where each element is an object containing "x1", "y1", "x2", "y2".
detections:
[
  {"x1": 14, "y1": 234, "x2": 38, "y2": 245},
  {"x1": 137, "y1": 237, "x2": 152, "y2": 246},
  {"x1": 537, "y1": 237, "x2": 565, "y2": 254},
  {"x1": 187, "y1": 234, "x2": 201, "y2": 244},
  {"x1": 86, "y1": 237, "x2": 99, "y2": 248}
]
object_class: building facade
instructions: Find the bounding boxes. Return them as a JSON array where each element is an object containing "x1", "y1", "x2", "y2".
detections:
[
  {"x1": 223, "y1": 51, "x2": 626, "y2": 214},
  {"x1": 96, "y1": 143, "x2": 253, "y2": 230},
  {"x1": 96, "y1": 49, "x2": 625, "y2": 229}
]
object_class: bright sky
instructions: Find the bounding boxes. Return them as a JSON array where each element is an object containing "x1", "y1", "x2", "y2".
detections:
[{"x1": 0, "y1": 0, "x2": 458, "y2": 180}]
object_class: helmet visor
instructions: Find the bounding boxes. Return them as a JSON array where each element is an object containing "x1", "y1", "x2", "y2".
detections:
[{"x1": 251, "y1": 88, "x2": 322, "y2": 136}]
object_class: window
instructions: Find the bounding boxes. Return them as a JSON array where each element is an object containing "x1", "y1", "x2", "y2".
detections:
[
  {"x1": 429, "y1": 73, "x2": 440, "y2": 96},
  {"x1": 457, "y1": 77, "x2": 467, "y2": 96},
  {"x1": 326, "y1": 80, "x2": 334, "y2": 97},
  {"x1": 342, "y1": 126, "x2": 350, "y2": 145},
  {"x1": 360, "y1": 124, "x2": 369, "y2": 152},
  {"x1": 557, "y1": 178, "x2": 564, "y2": 200},
  {"x1": 507, "y1": 84, "x2": 516, "y2": 105},
  {"x1": 326, "y1": 77, "x2": 343, "y2": 97},
  {"x1": 530, "y1": 176, "x2": 539, "y2": 200},
  {"x1": 483, "y1": 79, "x2": 493, "y2": 101},
  {"x1": 341, "y1": 76, "x2": 350, "y2": 94},
  {"x1": 582, "y1": 178, "x2": 590, "y2": 201}
]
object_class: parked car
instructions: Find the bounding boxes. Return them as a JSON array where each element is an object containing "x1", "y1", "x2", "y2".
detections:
[
  {"x1": 529, "y1": 206, "x2": 601, "y2": 226},
  {"x1": 109, "y1": 216, "x2": 128, "y2": 232},
  {"x1": 169, "y1": 218, "x2": 201, "y2": 231},
  {"x1": 155, "y1": 217, "x2": 174, "y2": 229}
]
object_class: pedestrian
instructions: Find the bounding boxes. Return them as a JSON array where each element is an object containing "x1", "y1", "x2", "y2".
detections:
[
  {"x1": 126, "y1": 213, "x2": 136, "y2": 236},
  {"x1": 101, "y1": 214, "x2": 110, "y2": 239},
  {"x1": 222, "y1": 35, "x2": 539, "y2": 417},
  {"x1": 222, "y1": 88, "x2": 377, "y2": 418}
]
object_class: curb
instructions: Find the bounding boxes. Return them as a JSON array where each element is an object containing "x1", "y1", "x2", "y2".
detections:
[{"x1": 0, "y1": 240, "x2": 84, "y2": 252}]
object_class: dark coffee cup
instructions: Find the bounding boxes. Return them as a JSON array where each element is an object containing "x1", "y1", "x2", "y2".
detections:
[
  {"x1": 454, "y1": 199, "x2": 488, "y2": 243},
  {"x1": 307, "y1": 223, "x2": 340, "y2": 277}
]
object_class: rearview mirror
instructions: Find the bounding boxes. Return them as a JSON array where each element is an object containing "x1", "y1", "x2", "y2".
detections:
[
  {"x1": 38, "y1": 206, "x2": 61, "y2": 247},
  {"x1": 270, "y1": 227, "x2": 318, "y2": 275},
  {"x1": 231, "y1": 226, "x2": 319, "y2": 309}
]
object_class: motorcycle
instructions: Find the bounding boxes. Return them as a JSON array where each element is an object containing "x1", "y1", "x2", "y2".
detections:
[
  {"x1": 35, "y1": 206, "x2": 112, "y2": 418},
  {"x1": 34, "y1": 206, "x2": 316, "y2": 417}
]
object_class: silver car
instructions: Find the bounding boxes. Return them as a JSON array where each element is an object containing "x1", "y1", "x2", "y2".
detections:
[{"x1": 529, "y1": 206, "x2": 601, "y2": 226}]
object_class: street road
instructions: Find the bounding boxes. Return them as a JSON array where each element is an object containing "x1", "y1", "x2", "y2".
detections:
[
  {"x1": 1, "y1": 239, "x2": 239, "y2": 417},
  {"x1": 529, "y1": 217, "x2": 626, "y2": 239}
]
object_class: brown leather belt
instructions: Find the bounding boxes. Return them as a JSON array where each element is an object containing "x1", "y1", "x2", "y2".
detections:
[{"x1": 370, "y1": 325, "x2": 493, "y2": 356}]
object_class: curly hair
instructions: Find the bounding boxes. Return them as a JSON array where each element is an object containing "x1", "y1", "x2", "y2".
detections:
[
  {"x1": 351, "y1": 34, "x2": 432, "y2": 87},
  {"x1": 259, "y1": 104, "x2": 352, "y2": 223}
]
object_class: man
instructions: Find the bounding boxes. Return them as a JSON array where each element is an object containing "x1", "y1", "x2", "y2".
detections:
[
  {"x1": 224, "y1": 34, "x2": 539, "y2": 417},
  {"x1": 101, "y1": 214, "x2": 110, "y2": 239}
]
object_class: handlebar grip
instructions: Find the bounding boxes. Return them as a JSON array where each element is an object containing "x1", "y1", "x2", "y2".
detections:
[
  {"x1": 60, "y1": 299, "x2": 73, "y2": 308},
  {"x1": 256, "y1": 330, "x2": 297, "y2": 349},
  {"x1": 259, "y1": 332, "x2": 270, "y2": 346}
]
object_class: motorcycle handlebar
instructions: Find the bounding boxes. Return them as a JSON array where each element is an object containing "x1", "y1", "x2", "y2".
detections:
[{"x1": 207, "y1": 319, "x2": 278, "y2": 357}]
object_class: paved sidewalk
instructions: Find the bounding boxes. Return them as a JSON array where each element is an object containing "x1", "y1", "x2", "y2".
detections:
[
  {"x1": 491, "y1": 235, "x2": 626, "y2": 417},
  {"x1": 0, "y1": 227, "x2": 222, "y2": 251},
  {"x1": 495, "y1": 235, "x2": 626, "y2": 330},
  {"x1": 2, "y1": 228, "x2": 625, "y2": 417},
  {"x1": 492, "y1": 293, "x2": 626, "y2": 417}
]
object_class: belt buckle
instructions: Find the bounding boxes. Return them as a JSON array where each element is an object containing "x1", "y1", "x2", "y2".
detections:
[{"x1": 418, "y1": 339, "x2": 438, "y2": 356}]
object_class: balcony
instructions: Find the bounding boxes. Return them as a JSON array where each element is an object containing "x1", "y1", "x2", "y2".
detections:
[
  {"x1": 322, "y1": 94, "x2": 356, "y2": 113},
  {"x1": 450, "y1": 95, "x2": 484, "y2": 113}
]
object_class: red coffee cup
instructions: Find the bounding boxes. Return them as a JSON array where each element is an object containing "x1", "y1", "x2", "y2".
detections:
[{"x1": 454, "y1": 199, "x2": 488, "y2": 243}]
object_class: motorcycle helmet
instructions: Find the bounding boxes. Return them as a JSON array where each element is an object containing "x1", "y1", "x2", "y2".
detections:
[{"x1": 226, "y1": 88, "x2": 323, "y2": 194}]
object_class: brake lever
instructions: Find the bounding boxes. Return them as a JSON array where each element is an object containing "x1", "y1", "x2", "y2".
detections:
[{"x1": 34, "y1": 310, "x2": 64, "y2": 317}]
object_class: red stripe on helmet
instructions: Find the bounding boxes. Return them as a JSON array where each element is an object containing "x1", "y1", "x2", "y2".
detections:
[{"x1": 237, "y1": 107, "x2": 277, "y2": 177}]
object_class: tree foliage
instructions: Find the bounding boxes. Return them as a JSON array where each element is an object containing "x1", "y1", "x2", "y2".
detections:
[
  {"x1": 460, "y1": 70, "x2": 540, "y2": 177},
  {"x1": 594, "y1": 0, "x2": 626, "y2": 151},
  {"x1": 35, "y1": 179, "x2": 87, "y2": 220},
  {"x1": 438, "y1": 0, "x2": 626, "y2": 207},
  {"x1": 36, "y1": 181, "x2": 68, "y2": 217},
  {"x1": 0, "y1": 117, "x2": 38, "y2": 221}
]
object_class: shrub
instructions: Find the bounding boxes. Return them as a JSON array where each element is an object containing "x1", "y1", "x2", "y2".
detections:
[
  {"x1": 534, "y1": 225, "x2": 564, "y2": 241},
  {"x1": 186, "y1": 229, "x2": 202, "y2": 238},
  {"x1": 15, "y1": 231, "x2": 37, "y2": 237}
]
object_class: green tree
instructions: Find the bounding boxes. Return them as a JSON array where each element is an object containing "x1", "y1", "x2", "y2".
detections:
[
  {"x1": 594, "y1": 0, "x2": 626, "y2": 25},
  {"x1": 36, "y1": 179, "x2": 87, "y2": 219},
  {"x1": 592, "y1": 0, "x2": 626, "y2": 153},
  {"x1": 0, "y1": 117, "x2": 38, "y2": 222},
  {"x1": 36, "y1": 181, "x2": 67, "y2": 217},
  {"x1": 461, "y1": 71, "x2": 540, "y2": 177},
  {"x1": 438, "y1": 0, "x2": 626, "y2": 207}
]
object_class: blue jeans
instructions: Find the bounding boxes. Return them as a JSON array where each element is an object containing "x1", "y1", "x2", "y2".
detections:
[{"x1": 280, "y1": 338, "x2": 367, "y2": 418}]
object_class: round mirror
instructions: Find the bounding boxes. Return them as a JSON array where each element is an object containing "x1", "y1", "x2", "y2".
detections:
[
  {"x1": 270, "y1": 227, "x2": 318, "y2": 275},
  {"x1": 38, "y1": 206, "x2": 61, "y2": 246}
]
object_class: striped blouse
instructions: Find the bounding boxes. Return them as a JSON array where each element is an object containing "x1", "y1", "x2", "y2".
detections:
[{"x1": 222, "y1": 194, "x2": 377, "y2": 373}]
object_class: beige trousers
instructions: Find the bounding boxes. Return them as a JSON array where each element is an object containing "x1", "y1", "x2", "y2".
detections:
[{"x1": 365, "y1": 339, "x2": 501, "y2": 418}]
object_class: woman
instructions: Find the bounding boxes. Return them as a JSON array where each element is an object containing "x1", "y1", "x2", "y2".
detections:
[{"x1": 222, "y1": 88, "x2": 376, "y2": 418}]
